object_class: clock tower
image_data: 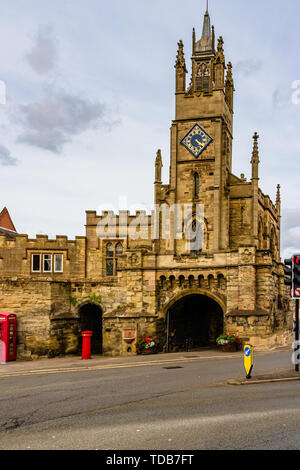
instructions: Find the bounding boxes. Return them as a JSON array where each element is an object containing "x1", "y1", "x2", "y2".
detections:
[{"x1": 155, "y1": 6, "x2": 235, "y2": 256}]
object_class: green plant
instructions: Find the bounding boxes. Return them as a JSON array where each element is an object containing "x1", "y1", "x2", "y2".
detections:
[
  {"x1": 70, "y1": 296, "x2": 77, "y2": 307},
  {"x1": 135, "y1": 336, "x2": 158, "y2": 353},
  {"x1": 88, "y1": 293, "x2": 102, "y2": 305},
  {"x1": 216, "y1": 333, "x2": 239, "y2": 346}
]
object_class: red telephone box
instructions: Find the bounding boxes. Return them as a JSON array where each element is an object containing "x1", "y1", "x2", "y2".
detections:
[{"x1": 0, "y1": 313, "x2": 17, "y2": 363}]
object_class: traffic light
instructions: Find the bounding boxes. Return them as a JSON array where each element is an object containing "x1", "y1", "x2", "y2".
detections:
[
  {"x1": 284, "y1": 258, "x2": 293, "y2": 288},
  {"x1": 293, "y1": 255, "x2": 300, "y2": 294}
]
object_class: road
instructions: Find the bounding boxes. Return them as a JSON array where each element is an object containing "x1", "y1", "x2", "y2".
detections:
[{"x1": 0, "y1": 349, "x2": 300, "y2": 450}]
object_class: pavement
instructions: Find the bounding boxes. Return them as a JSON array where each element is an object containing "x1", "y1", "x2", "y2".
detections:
[
  {"x1": 0, "y1": 346, "x2": 299, "y2": 384},
  {"x1": 227, "y1": 368, "x2": 300, "y2": 385},
  {"x1": 0, "y1": 348, "x2": 240, "y2": 377}
]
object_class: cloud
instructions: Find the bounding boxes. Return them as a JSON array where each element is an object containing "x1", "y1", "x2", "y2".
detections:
[
  {"x1": 26, "y1": 25, "x2": 58, "y2": 75},
  {"x1": 0, "y1": 145, "x2": 18, "y2": 166},
  {"x1": 281, "y1": 208, "x2": 300, "y2": 259},
  {"x1": 15, "y1": 88, "x2": 116, "y2": 153},
  {"x1": 234, "y1": 59, "x2": 263, "y2": 77}
]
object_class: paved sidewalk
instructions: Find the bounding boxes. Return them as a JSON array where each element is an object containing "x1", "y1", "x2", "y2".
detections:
[
  {"x1": 0, "y1": 348, "x2": 242, "y2": 377},
  {"x1": 228, "y1": 368, "x2": 300, "y2": 385},
  {"x1": 0, "y1": 347, "x2": 294, "y2": 382}
]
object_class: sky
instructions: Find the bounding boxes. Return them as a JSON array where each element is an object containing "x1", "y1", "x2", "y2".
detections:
[{"x1": 0, "y1": 0, "x2": 300, "y2": 259}]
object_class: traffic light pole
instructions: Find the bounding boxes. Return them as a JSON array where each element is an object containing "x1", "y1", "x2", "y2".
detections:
[{"x1": 296, "y1": 299, "x2": 299, "y2": 373}]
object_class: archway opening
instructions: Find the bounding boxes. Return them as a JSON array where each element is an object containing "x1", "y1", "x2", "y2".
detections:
[
  {"x1": 166, "y1": 294, "x2": 223, "y2": 352},
  {"x1": 78, "y1": 303, "x2": 103, "y2": 355}
]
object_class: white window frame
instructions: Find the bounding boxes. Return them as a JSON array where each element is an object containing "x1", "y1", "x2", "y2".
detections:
[
  {"x1": 43, "y1": 254, "x2": 52, "y2": 273},
  {"x1": 54, "y1": 253, "x2": 63, "y2": 273},
  {"x1": 31, "y1": 253, "x2": 41, "y2": 273}
]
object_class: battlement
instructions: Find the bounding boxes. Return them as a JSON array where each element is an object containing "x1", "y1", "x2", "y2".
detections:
[
  {"x1": 86, "y1": 210, "x2": 153, "y2": 227},
  {"x1": 0, "y1": 233, "x2": 86, "y2": 248}
]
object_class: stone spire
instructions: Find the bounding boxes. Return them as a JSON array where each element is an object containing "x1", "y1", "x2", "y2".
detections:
[
  {"x1": 225, "y1": 62, "x2": 234, "y2": 112},
  {"x1": 225, "y1": 62, "x2": 234, "y2": 86},
  {"x1": 215, "y1": 36, "x2": 225, "y2": 64},
  {"x1": 155, "y1": 149, "x2": 163, "y2": 184},
  {"x1": 251, "y1": 132, "x2": 260, "y2": 181},
  {"x1": 276, "y1": 184, "x2": 281, "y2": 215},
  {"x1": 201, "y1": 8, "x2": 211, "y2": 40},
  {"x1": 214, "y1": 36, "x2": 225, "y2": 89},
  {"x1": 195, "y1": 8, "x2": 213, "y2": 53},
  {"x1": 175, "y1": 40, "x2": 188, "y2": 93},
  {"x1": 251, "y1": 132, "x2": 260, "y2": 242},
  {"x1": 175, "y1": 40, "x2": 187, "y2": 71}
]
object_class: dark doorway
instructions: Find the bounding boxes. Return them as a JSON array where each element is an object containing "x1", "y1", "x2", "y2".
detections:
[
  {"x1": 167, "y1": 294, "x2": 223, "y2": 352},
  {"x1": 78, "y1": 303, "x2": 103, "y2": 355}
]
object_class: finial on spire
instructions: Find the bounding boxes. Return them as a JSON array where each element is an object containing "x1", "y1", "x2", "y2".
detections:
[
  {"x1": 252, "y1": 132, "x2": 259, "y2": 160},
  {"x1": 251, "y1": 132, "x2": 260, "y2": 182},
  {"x1": 214, "y1": 36, "x2": 225, "y2": 65},
  {"x1": 156, "y1": 149, "x2": 162, "y2": 164},
  {"x1": 276, "y1": 184, "x2": 281, "y2": 215},
  {"x1": 201, "y1": 6, "x2": 211, "y2": 40},
  {"x1": 155, "y1": 149, "x2": 163, "y2": 184},
  {"x1": 251, "y1": 132, "x2": 260, "y2": 162},
  {"x1": 175, "y1": 40, "x2": 187, "y2": 71},
  {"x1": 276, "y1": 184, "x2": 281, "y2": 203}
]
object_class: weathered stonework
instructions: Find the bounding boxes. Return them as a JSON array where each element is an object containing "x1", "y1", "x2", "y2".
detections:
[{"x1": 0, "y1": 9, "x2": 293, "y2": 359}]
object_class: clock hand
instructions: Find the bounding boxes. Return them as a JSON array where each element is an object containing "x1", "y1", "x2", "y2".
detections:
[{"x1": 195, "y1": 138, "x2": 201, "y2": 146}]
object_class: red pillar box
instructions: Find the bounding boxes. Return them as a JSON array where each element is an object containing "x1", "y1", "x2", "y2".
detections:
[
  {"x1": 0, "y1": 313, "x2": 17, "y2": 364},
  {"x1": 81, "y1": 331, "x2": 93, "y2": 360}
]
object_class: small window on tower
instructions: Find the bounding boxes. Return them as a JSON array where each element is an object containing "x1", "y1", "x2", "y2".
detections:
[
  {"x1": 106, "y1": 243, "x2": 114, "y2": 276},
  {"x1": 32, "y1": 254, "x2": 41, "y2": 272},
  {"x1": 115, "y1": 243, "x2": 123, "y2": 272},
  {"x1": 54, "y1": 254, "x2": 63, "y2": 273},
  {"x1": 43, "y1": 254, "x2": 52, "y2": 272},
  {"x1": 194, "y1": 173, "x2": 200, "y2": 199},
  {"x1": 196, "y1": 63, "x2": 210, "y2": 92}
]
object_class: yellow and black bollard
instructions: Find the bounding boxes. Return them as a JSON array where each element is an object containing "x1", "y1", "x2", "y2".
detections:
[{"x1": 244, "y1": 344, "x2": 254, "y2": 380}]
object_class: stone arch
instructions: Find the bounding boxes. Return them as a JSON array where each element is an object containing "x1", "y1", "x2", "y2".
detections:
[
  {"x1": 270, "y1": 225, "x2": 278, "y2": 259},
  {"x1": 169, "y1": 275, "x2": 176, "y2": 289},
  {"x1": 160, "y1": 275, "x2": 167, "y2": 289},
  {"x1": 163, "y1": 290, "x2": 225, "y2": 352},
  {"x1": 77, "y1": 302, "x2": 103, "y2": 355},
  {"x1": 208, "y1": 274, "x2": 214, "y2": 289},
  {"x1": 217, "y1": 274, "x2": 226, "y2": 290},
  {"x1": 162, "y1": 288, "x2": 226, "y2": 318},
  {"x1": 198, "y1": 275, "x2": 205, "y2": 288},
  {"x1": 188, "y1": 275, "x2": 195, "y2": 288}
]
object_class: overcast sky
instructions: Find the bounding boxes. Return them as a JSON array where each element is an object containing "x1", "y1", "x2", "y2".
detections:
[{"x1": 0, "y1": 0, "x2": 300, "y2": 259}]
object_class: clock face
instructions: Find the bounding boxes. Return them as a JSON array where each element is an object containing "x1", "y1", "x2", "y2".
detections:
[{"x1": 181, "y1": 123, "x2": 213, "y2": 158}]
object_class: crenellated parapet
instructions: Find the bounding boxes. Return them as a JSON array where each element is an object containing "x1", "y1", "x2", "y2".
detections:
[{"x1": 0, "y1": 233, "x2": 87, "y2": 280}]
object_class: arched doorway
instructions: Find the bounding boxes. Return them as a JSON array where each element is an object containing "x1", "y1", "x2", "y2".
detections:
[
  {"x1": 166, "y1": 294, "x2": 223, "y2": 352},
  {"x1": 78, "y1": 303, "x2": 103, "y2": 355}
]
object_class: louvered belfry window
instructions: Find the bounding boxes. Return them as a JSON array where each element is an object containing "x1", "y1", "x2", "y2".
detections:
[{"x1": 195, "y1": 63, "x2": 210, "y2": 93}]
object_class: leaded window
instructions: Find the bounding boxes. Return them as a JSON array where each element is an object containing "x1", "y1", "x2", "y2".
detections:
[
  {"x1": 189, "y1": 219, "x2": 203, "y2": 256},
  {"x1": 194, "y1": 172, "x2": 200, "y2": 199},
  {"x1": 32, "y1": 254, "x2": 41, "y2": 272},
  {"x1": 106, "y1": 243, "x2": 114, "y2": 276},
  {"x1": 115, "y1": 242, "x2": 123, "y2": 273},
  {"x1": 43, "y1": 254, "x2": 52, "y2": 272},
  {"x1": 31, "y1": 253, "x2": 64, "y2": 273}
]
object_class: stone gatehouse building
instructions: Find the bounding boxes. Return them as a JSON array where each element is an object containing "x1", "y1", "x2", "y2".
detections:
[{"x1": 0, "y1": 9, "x2": 292, "y2": 359}]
